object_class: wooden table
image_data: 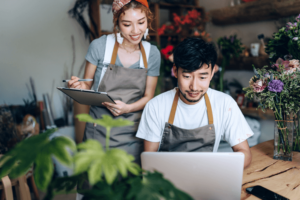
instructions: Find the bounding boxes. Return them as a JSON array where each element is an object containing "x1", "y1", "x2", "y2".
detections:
[{"x1": 241, "y1": 140, "x2": 300, "y2": 200}]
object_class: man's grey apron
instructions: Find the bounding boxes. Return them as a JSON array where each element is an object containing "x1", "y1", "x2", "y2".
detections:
[
  {"x1": 83, "y1": 37, "x2": 149, "y2": 165},
  {"x1": 159, "y1": 88, "x2": 216, "y2": 152}
]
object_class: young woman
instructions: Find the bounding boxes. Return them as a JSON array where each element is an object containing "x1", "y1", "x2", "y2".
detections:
[{"x1": 68, "y1": 0, "x2": 160, "y2": 165}]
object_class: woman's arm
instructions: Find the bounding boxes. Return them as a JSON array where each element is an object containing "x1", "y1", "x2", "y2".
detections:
[
  {"x1": 68, "y1": 61, "x2": 97, "y2": 90},
  {"x1": 103, "y1": 76, "x2": 158, "y2": 116}
]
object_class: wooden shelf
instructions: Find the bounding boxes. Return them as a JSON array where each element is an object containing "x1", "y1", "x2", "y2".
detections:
[
  {"x1": 150, "y1": 2, "x2": 204, "y2": 10},
  {"x1": 216, "y1": 56, "x2": 270, "y2": 71},
  {"x1": 210, "y1": 0, "x2": 300, "y2": 25},
  {"x1": 241, "y1": 107, "x2": 274, "y2": 120}
]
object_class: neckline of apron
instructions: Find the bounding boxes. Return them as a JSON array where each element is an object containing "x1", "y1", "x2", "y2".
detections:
[
  {"x1": 110, "y1": 41, "x2": 148, "y2": 69},
  {"x1": 115, "y1": 54, "x2": 140, "y2": 69},
  {"x1": 168, "y1": 88, "x2": 214, "y2": 125}
]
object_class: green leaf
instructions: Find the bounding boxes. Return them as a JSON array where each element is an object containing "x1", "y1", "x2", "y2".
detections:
[
  {"x1": 76, "y1": 114, "x2": 134, "y2": 129},
  {"x1": 88, "y1": 160, "x2": 103, "y2": 185},
  {"x1": 0, "y1": 128, "x2": 76, "y2": 191},
  {"x1": 34, "y1": 153, "x2": 54, "y2": 190},
  {"x1": 48, "y1": 137, "x2": 76, "y2": 167},
  {"x1": 74, "y1": 139, "x2": 141, "y2": 185},
  {"x1": 126, "y1": 171, "x2": 193, "y2": 200}
]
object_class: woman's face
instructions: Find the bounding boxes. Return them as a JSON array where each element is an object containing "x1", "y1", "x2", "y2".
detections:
[{"x1": 118, "y1": 8, "x2": 148, "y2": 45}]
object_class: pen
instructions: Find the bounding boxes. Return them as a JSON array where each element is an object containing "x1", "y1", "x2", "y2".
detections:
[{"x1": 62, "y1": 79, "x2": 93, "y2": 83}]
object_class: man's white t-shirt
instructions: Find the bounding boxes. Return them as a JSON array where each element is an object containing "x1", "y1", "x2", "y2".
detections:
[{"x1": 136, "y1": 88, "x2": 254, "y2": 152}]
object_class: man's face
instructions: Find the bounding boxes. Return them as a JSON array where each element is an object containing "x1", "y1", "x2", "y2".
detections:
[{"x1": 174, "y1": 64, "x2": 214, "y2": 105}]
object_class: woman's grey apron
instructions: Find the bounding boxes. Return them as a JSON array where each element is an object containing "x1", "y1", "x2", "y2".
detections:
[
  {"x1": 159, "y1": 88, "x2": 216, "y2": 152},
  {"x1": 83, "y1": 37, "x2": 149, "y2": 165}
]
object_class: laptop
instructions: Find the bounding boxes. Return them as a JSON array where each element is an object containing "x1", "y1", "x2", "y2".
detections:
[{"x1": 141, "y1": 152, "x2": 244, "y2": 200}]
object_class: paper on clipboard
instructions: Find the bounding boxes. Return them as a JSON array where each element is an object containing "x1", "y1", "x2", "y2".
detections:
[{"x1": 57, "y1": 87, "x2": 115, "y2": 107}]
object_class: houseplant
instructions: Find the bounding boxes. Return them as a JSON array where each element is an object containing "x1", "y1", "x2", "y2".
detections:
[
  {"x1": 0, "y1": 114, "x2": 192, "y2": 200},
  {"x1": 217, "y1": 35, "x2": 244, "y2": 92}
]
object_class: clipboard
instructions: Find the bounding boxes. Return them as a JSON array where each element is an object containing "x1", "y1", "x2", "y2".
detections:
[{"x1": 57, "y1": 87, "x2": 115, "y2": 107}]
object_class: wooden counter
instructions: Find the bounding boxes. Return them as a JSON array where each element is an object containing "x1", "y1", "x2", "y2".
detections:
[{"x1": 241, "y1": 140, "x2": 300, "y2": 199}]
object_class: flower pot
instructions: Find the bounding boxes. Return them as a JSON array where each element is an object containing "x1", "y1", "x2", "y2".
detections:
[{"x1": 273, "y1": 113, "x2": 294, "y2": 161}]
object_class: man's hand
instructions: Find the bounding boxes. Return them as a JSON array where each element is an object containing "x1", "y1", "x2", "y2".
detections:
[{"x1": 232, "y1": 140, "x2": 252, "y2": 169}]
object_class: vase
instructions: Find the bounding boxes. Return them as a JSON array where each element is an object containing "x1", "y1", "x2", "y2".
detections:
[
  {"x1": 273, "y1": 113, "x2": 294, "y2": 161},
  {"x1": 293, "y1": 111, "x2": 300, "y2": 152}
]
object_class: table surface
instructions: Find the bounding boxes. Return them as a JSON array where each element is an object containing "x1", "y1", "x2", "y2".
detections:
[{"x1": 241, "y1": 140, "x2": 300, "y2": 200}]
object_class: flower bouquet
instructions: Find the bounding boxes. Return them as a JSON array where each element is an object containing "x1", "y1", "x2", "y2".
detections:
[
  {"x1": 157, "y1": 9, "x2": 211, "y2": 42},
  {"x1": 243, "y1": 58, "x2": 300, "y2": 161},
  {"x1": 265, "y1": 14, "x2": 300, "y2": 153}
]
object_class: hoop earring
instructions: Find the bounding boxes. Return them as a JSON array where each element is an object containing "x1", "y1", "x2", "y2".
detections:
[
  {"x1": 144, "y1": 28, "x2": 149, "y2": 39},
  {"x1": 117, "y1": 32, "x2": 124, "y2": 44}
]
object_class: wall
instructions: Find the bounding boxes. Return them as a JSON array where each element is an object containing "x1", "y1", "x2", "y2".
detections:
[
  {"x1": 0, "y1": 0, "x2": 90, "y2": 119},
  {"x1": 199, "y1": 0, "x2": 277, "y2": 143}
]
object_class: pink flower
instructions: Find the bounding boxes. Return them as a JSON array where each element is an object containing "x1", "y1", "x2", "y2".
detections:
[
  {"x1": 289, "y1": 59, "x2": 300, "y2": 68},
  {"x1": 284, "y1": 68, "x2": 297, "y2": 75},
  {"x1": 252, "y1": 79, "x2": 267, "y2": 93},
  {"x1": 272, "y1": 58, "x2": 290, "y2": 71}
]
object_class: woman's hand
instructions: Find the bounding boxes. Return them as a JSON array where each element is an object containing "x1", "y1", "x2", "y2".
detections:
[
  {"x1": 102, "y1": 100, "x2": 131, "y2": 117},
  {"x1": 68, "y1": 76, "x2": 87, "y2": 89}
]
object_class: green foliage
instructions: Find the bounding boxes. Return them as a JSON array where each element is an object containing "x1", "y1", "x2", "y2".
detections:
[
  {"x1": 81, "y1": 171, "x2": 193, "y2": 200},
  {"x1": 217, "y1": 35, "x2": 244, "y2": 91},
  {"x1": 76, "y1": 114, "x2": 134, "y2": 151},
  {"x1": 0, "y1": 114, "x2": 192, "y2": 200},
  {"x1": 76, "y1": 114, "x2": 134, "y2": 129},
  {"x1": 266, "y1": 16, "x2": 300, "y2": 62},
  {"x1": 217, "y1": 35, "x2": 244, "y2": 59},
  {"x1": 44, "y1": 174, "x2": 84, "y2": 200},
  {"x1": 0, "y1": 129, "x2": 76, "y2": 190},
  {"x1": 74, "y1": 139, "x2": 140, "y2": 185}
]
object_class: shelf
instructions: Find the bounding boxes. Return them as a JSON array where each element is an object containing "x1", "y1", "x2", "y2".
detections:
[
  {"x1": 150, "y1": 2, "x2": 204, "y2": 10},
  {"x1": 216, "y1": 56, "x2": 270, "y2": 71},
  {"x1": 241, "y1": 107, "x2": 274, "y2": 120},
  {"x1": 210, "y1": 0, "x2": 300, "y2": 25}
]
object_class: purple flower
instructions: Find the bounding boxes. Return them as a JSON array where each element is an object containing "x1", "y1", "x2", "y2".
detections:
[
  {"x1": 286, "y1": 22, "x2": 297, "y2": 30},
  {"x1": 296, "y1": 14, "x2": 300, "y2": 20},
  {"x1": 293, "y1": 37, "x2": 299, "y2": 41},
  {"x1": 268, "y1": 80, "x2": 284, "y2": 93},
  {"x1": 230, "y1": 36, "x2": 234, "y2": 43}
]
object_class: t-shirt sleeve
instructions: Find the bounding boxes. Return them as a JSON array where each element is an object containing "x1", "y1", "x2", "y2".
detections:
[
  {"x1": 136, "y1": 99, "x2": 162, "y2": 142},
  {"x1": 147, "y1": 45, "x2": 161, "y2": 77},
  {"x1": 223, "y1": 99, "x2": 254, "y2": 147},
  {"x1": 85, "y1": 35, "x2": 107, "y2": 66}
]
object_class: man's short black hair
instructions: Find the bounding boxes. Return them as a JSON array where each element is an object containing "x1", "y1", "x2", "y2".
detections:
[{"x1": 173, "y1": 37, "x2": 217, "y2": 72}]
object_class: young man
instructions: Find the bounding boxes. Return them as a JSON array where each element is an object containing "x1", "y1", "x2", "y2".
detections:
[{"x1": 136, "y1": 38, "x2": 253, "y2": 168}]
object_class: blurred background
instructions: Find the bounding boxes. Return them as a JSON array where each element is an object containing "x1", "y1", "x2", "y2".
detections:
[
  {"x1": 1, "y1": 0, "x2": 300, "y2": 179},
  {"x1": 2, "y1": 0, "x2": 300, "y2": 199}
]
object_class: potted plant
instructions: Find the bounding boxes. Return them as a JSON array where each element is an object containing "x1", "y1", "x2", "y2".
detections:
[{"x1": 0, "y1": 114, "x2": 192, "y2": 200}]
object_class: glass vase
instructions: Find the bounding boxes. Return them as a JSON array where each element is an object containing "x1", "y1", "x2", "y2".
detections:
[
  {"x1": 293, "y1": 111, "x2": 300, "y2": 152},
  {"x1": 273, "y1": 113, "x2": 294, "y2": 161}
]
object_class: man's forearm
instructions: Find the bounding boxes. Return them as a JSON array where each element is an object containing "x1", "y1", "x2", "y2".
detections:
[{"x1": 238, "y1": 149, "x2": 252, "y2": 169}]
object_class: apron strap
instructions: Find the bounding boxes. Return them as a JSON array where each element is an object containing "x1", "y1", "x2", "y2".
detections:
[
  {"x1": 168, "y1": 88, "x2": 214, "y2": 125},
  {"x1": 110, "y1": 41, "x2": 119, "y2": 65},
  {"x1": 110, "y1": 40, "x2": 148, "y2": 69},
  {"x1": 168, "y1": 88, "x2": 180, "y2": 124},
  {"x1": 140, "y1": 43, "x2": 148, "y2": 69},
  {"x1": 204, "y1": 93, "x2": 214, "y2": 124}
]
